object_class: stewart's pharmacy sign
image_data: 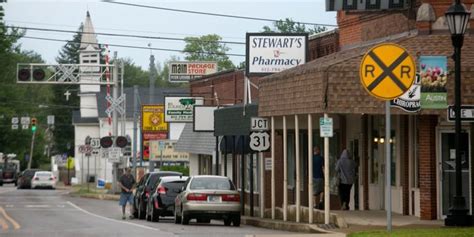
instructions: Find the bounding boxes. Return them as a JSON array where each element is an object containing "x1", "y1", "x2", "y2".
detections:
[{"x1": 246, "y1": 33, "x2": 308, "y2": 76}]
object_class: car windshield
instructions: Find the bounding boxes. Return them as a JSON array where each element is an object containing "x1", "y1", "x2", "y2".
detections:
[
  {"x1": 24, "y1": 170, "x2": 38, "y2": 178},
  {"x1": 190, "y1": 177, "x2": 235, "y2": 190}
]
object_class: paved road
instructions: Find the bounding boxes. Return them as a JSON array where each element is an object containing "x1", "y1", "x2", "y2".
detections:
[{"x1": 0, "y1": 184, "x2": 306, "y2": 237}]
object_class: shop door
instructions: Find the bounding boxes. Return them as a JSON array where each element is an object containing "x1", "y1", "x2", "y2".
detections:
[{"x1": 439, "y1": 132, "x2": 471, "y2": 217}]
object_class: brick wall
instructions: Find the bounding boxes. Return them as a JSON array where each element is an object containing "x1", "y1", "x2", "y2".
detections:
[
  {"x1": 189, "y1": 70, "x2": 260, "y2": 105},
  {"x1": 418, "y1": 115, "x2": 437, "y2": 220},
  {"x1": 308, "y1": 30, "x2": 340, "y2": 61}
]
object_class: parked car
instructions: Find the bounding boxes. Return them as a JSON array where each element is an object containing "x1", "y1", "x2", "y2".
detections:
[
  {"x1": 145, "y1": 176, "x2": 188, "y2": 222},
  {"x1": 0, "y1": 168, "x2": 3, "y2": 186},
  {"x1": 133, "y1": 171, "x2": 182, "y2": 219},
  {"x1": 174, "y1": 175, "x2": 241, "y2": 226},
  {"x1": 17, "y1": 169, "x2": 41, "y2": 189},
  {"x1": 31, "y1": 171, "x2": 56, "y2": 189}
]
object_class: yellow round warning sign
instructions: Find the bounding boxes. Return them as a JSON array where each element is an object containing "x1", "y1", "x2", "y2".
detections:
[{"x1": 360, "y1": 43, "x2": 416, "y2": 100}]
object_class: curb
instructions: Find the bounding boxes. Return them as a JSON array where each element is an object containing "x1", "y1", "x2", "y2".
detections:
[
  {"x1": 241, "y1": 216, "x2": 339, "y2": 234},
  {"x1": 70, "y1": 193, "x2": 120, "y2": 201}
]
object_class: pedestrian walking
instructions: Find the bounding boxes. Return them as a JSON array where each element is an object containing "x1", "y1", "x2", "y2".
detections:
[
  {"x1": 118, "y1": 167, "x2": 135, "y2": 219},
  {"x1": 312, "y1": 146, "x2": 324, "y2": 209},
  {"x1": 335, "y1": 149, "x2": 356, "y2": 210}
]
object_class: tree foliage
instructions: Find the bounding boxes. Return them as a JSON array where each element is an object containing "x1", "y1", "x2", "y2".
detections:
[
  {"x1": 262, "y1": 18, "x2": 326, "y2": 35},
  {"x1": 0, "y1": 18, "x2": 53, "y2": 170},
  {"x1": 183, "y1": 34, "x2": 235, "y2": 71},
  {"x1": 52, "y1": 25, "x2": 83, "y2": 156}
]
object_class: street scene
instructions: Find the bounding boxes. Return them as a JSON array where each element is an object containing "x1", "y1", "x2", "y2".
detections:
[{"x1": 2, "y1": 0, "x2": 474, "y2": 236}]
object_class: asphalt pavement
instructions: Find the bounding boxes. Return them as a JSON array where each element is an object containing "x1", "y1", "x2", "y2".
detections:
[{"x1": 0, "y1": 184, "x2": 333, "y2": 237}]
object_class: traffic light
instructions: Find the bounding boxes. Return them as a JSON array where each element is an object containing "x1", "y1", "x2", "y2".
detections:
[
  {"x1": 31, "y1": 117, "x2": 37, "y2": 132},
  {"x1": 100, "y1": 136, "x2": 113, "y2": 148},
  {"x1": 115, "y1": 136, "x2": 128, "y2": 148},
  {"x1": 17, "y1": 68, "x2": 46, "y2": 82}
]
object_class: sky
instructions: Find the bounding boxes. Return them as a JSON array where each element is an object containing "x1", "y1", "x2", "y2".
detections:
[{"x1": 4, "y1": 0, "x2": 337, "y2": 70}]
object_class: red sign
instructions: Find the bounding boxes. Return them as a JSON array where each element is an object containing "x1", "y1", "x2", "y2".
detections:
[{"x1": 142, "y1": 132, "x2": 168, "y2": 161}]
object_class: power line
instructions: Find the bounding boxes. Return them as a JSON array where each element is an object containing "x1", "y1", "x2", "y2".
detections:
[
  {"x1": 7, "y1": 25, "x2": 246, "y2": 45},
  {"x1": 6, "y1": 19, "x2": 246, "y2": 40},
  {"x1": 103, "y1": 1, "x2": 337, "y2": 28},
  {"x1": 14, "y1": 35, "x2": 246, "y2": 57}
]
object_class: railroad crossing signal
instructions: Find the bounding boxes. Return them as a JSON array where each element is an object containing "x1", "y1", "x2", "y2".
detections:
[{"x1": 360, "y1": 43, "x2": 416, "y2": 100}]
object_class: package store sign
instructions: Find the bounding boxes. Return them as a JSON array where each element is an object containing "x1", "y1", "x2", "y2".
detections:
[
  {"x1": 141, "y1": 105, "x2": 168, "y2": 132},
  {"x1": 169, "y1": 62, "x2": 218, "y2": 82},
  {"x1": 246, "y1": 33, "x2": 308, "y2": 76},
  {"x1": 164, "y1": 97, "x2": 204, "y2": 122}
]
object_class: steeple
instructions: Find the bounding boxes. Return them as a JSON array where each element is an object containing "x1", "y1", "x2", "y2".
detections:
[{"x1": 80, "y1": 11, "x2": 100, "y2": 51}]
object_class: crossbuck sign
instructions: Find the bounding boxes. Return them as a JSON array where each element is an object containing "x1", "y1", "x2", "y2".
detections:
[{"x1": 360, "y1": 43, "x2": 416, "y2": 101}]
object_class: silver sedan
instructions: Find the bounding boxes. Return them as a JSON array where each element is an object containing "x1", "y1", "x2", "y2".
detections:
[{"x1": 174, "y1": 175, "x2": 241, "y2": 226}]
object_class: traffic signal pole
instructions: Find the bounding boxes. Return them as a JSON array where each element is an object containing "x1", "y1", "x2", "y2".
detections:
[{"x1": 27, "y1": 130, "x2": 36, "y2": 169}]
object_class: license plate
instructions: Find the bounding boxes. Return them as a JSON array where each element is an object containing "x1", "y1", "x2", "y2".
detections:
[{"x1": 207, "y1": 195, "x2": 221, "y2": 203}]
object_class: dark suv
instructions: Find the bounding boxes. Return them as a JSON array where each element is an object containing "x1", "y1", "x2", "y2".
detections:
[
  {"x1": 133, "y1": 171, "x2": 182, "y2": 219},
  {"x1": 146, "y1": 176, "x2": 188, "y2": 222},
  {"x1": 17, "y1": 169, "x2": 41, "y2": 189}
]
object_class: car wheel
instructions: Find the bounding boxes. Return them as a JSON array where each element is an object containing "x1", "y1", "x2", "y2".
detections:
[
  {"x1": 174, "y1": 208, "x2": 181, "y2": 224},
  {"x1": 146, "y1": 204, "x2": 152, "y2": 222},
  {"x1": 232, "y1": 215, "x2": 241, "y2": 227},
  {"x1": 224, "y1": 218, "x2": 231, "y2": 226},
  {"x1": 151, "y1": 208, "x2": 159, "y2": 222},
  {"x1": 181, "y1": 210, "x2": 189, "y2": 225},
  {"x1": 138, "y1": 201, "x2": 146, "y2": 220}
]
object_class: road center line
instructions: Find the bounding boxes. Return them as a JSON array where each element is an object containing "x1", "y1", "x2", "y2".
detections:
[
  {"x1": 66, "y1": 201, "x2": 163, "y2": 232},
  {"x1": 0, "y1": 206, "x2": 20, "y2": 230}
]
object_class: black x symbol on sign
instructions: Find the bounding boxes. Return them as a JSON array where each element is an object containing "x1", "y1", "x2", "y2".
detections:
[{"x1": 365, "y1": 51, "x2": 410, "y2": 92}]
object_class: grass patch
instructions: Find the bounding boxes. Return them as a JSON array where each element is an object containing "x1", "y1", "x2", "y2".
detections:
[
  {"x1": 349, "y1": 227, "x2": 474, "y2": 237},
  {"x1": 71, "y1": 184, "x2": 108, "y2": 195}
]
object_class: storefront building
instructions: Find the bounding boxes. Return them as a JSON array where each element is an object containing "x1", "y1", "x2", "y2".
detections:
[{"x1": 258, "y1": 0, "x2": 474, "y2": 222}]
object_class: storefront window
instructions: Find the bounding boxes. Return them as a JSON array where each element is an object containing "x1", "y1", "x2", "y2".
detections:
[
  {"x1": 245, "y1": 153, "x2": 260, "y2": 193},
  {"x1": 287, "y1": 134, "x2": 295, "y2": 188}
]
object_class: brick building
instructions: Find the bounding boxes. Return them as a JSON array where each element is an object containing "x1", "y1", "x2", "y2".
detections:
[
  {"x1": 258, "y1": 0, "x2": 474, "y2": 223},
  {"x1": 176, "y1": 30, "x2": 340, "y2": 217}
]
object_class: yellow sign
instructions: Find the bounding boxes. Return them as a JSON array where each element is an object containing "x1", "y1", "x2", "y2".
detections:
[
  {"x1": 66, "y1": 157, "x2": 75, "y2": 170},
  {"x1": 360, "y1": 43, "x2": 416, "y2": 100},
  {"x1": 142, "y1": 105, "x2": 168, "y2": 132}
]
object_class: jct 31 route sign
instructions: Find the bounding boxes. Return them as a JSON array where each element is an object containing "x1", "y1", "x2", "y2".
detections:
[{"x1": 360, "y1": 43, "x2": 416, "y2": 100}]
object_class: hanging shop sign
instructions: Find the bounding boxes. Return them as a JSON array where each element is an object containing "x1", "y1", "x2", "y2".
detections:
[
  {"x1": 391, "y1": 73, "x2": 421, "y2": 112},
  {"x1": 419, "y1": 56, "x2": 448, "y2": 109},
  {"x1": 164, "y1": 97, "x2": 204, "y2": 122},
  {"x1": 246, "y1": 33, "x2": 308, "y2": 76}
]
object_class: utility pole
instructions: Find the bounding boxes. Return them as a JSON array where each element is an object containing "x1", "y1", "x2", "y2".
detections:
[
  {"x1": 27, "y1": 130, "x2": 36, "y2": 169},
  {"x1": 133, "y1": 85, "x2": 138, "y2": 178},
  {"x1": 112, "y1": 58, "x2": 120, "y2": 193},
  {"x1": 148, "y1": 53, "x2": 156, "y2": 172}
]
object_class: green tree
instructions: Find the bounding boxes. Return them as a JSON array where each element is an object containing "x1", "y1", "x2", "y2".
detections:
[
  {"x1": 262, "y1": 18, "x2": 326, "y2": 35},
  {"x1": 0, "y1": 15, "x2": 53, "y2": 169},
  {"x1": 121, "y1": 57, "x2": 150, "y2": 87},
  {"x1": 52, "y1": 25, "x2": 83, "y2": 155},
  {"x1": 183, "y1": 34, "x2": 235, "y2": 71}
]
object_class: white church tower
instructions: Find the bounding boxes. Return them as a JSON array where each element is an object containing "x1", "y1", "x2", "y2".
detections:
[
  {"x1": 79, "y1": 11, "x2": 100, "y2": 117},
  {"x1": 73, "y1": 11, "x2": 101, "y2": 184}
]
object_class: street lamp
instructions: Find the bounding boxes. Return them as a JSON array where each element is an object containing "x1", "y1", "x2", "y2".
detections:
[{"x1": 445, "y1": 0, "x2": 472, "y2": 227}]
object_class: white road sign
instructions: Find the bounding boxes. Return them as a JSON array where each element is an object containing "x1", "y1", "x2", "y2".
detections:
[
  {"x1": 108, "y1": 147, "x2": 122, "y2": 163},
  {"x1": 320, "y1": 117, "x2": 333, "y2": 137},
  {"x1": 21, "y1": 117, "x2": 30, "y2": 125},
  {"x1": 251, "y1": 117, "x2": 269, "y2": 131},
  {"x1": 90, "y1": 138, "x2": 101, "y2": 149},
  {"x1": 22, "y1": 124, "x2": 29, "y2": 130},
  {"x1": 11, "y1": 117, "x2": 19, "y2": 124},
  {"x1": 249, "y1": 132, "x2": 270, "y2": 152},
  {"x1": 47, "y1": 115, "x2": 55, "y2": 125},
  {"x1": 12, "y1": 125, "x2": 18, "y2": 130}
]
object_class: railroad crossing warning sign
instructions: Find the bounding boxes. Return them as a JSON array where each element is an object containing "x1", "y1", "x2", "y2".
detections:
[{"x1": 360, "y1": 43, "x2": 416, "y2": 100}]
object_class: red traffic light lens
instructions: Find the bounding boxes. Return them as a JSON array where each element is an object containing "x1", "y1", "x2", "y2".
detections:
[
  {"x1": 115, "y1": 136, "x2": 128, "y2": 148},
  {"x1": 18, "y1": 69, "x2": 31, "y2": 81},
  {"x1": 33, "y1": 69, "x2": 46, "y2": 81},
  {"x1": 100, "y1": 136, "x2": 113, "y2": 148}
]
